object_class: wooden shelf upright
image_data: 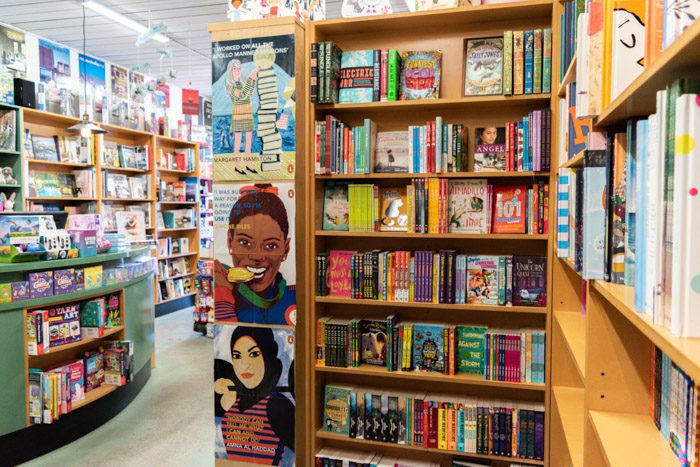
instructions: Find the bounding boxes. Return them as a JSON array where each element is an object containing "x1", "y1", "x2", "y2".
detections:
[{"x1": 306, "y1": 2, "x2": 557, "y2": 465}]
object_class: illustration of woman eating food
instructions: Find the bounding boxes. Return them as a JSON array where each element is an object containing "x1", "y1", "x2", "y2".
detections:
[
  {"x1": 214, "y1": 184, "x2": 296, "y2": 326},
  {"x1": 215, "y1": 326, "x2": 295, "y2": 465}
]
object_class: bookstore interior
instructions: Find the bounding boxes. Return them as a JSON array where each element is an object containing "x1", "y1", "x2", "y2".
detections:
[{"x1": 0, "y1": 0, "x2": 699, "y2": 464}]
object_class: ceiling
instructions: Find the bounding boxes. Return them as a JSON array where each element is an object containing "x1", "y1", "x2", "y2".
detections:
[{"x1": 0, "y1": 0, "x2": 408, "y2": 95}]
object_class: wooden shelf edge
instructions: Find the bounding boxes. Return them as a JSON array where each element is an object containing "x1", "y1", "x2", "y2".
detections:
[
  {"x1": 552, "y1": 386, "x2": 584, "y2": 467},
  {"x1": 591, "y1": 280, "x2": 700, "y2": 382},
  {"x1": 316, "y1": 94, "x2": 552, "y2": 112},
  {"x1": 157, "y1": 272, "x2": 195, "y2": 282},
  {"x1": 316, "y1": 171, "x2": 551, "y2": 179},
  {"x1": 157, "y1": 252, "x2": 197, "y2": 260},
  {"x1": 554, "y1": 310, "x2": 586, "y2": 381},
  {"x1": 316, "y1": 430, "x2": 545, "y2": 465},
  {"x1": 157, "y1": 291, "x2": 197, "y2": 305},
  {"x1": 71, "y1": 384, "x2": 119, "y2": 411},
  {"x1": 560, "y1": 150, "x2": 585, "y2": 169},
  {"x1": 315, "y1": 231, "x2": 549, "y2": 240},
  {"x1": 558, "y1": 55, "x2": 577, "y2": 97},
  {"x1": 28, "y1": 326, "x2": 124, "y2": 360},
  {"x1": 588, "y1": 410, "x2": 678, "y2": 466},
  {"x1": 315, "y1": 365, "x2": 545, "y2": 391},
  {"x1": 315, "y1": 296, "x2": 547, "y2": 314}
]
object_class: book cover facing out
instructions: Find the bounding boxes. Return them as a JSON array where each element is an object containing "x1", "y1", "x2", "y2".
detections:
[{"x1": 512, "y1": 256, "x2": 547, "y2": 306}]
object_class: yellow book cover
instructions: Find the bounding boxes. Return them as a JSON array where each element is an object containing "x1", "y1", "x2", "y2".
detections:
[
  {"x1": 526, "y1": 331, "x2": 532, "y2": 382},
  {"x1": 429, "y1": 178, "x2": 439, "y2": 233},
  {"x1": 587, "y1": 0, "x2": 605, "y2": 115},
  {"x1": 601, "y1": 0, "x2": 614, "y2": 108},
  {"x1": 406, "y1": 184, "x2": 414, "y2": 233},
  {"x1": 379, "y1": 187, "x2": 408, "y2": 232},
  {"x1": 438, "y1": 403, "x2": 448, "y2": 450},
  {"x1": 84, "y1": 265, "x2": 103, "y2": 289},
  {"x1": 432, "y1": 254, "x2": 439, "y2": 303},
  {"x1": 388, "y1": 252, "x2": 393, "y2": 301}
]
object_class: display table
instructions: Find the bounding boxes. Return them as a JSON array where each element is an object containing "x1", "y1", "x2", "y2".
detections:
[{"x1": 0, "y1": 246, "x2": 156, "y2": 464}]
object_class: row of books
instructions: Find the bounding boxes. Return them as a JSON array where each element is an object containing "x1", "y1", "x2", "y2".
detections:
[
  {"x1": 27, "y1": 169, "x2": 95, "y2": 199},
  {"x1": 652, "y1": 347, "x2": 699, "y2": 464},
  {"x1": 563, "y1": 0, "x2": 698, "y2": 117},
  {"x1": 315, "y1": 449, "x2": 439, "y2": 467},
  {"x1": 158, "y1": 208, "x2": 196, "y2": 230},
  {"x1": 157, "y1": 148, "x2": 195, "y2": 172},
  {"x1": 317, "y1": 318, "x2": 545, "y2": 384},
  {"x1": 104, "y1": 173, "x2": 149, "y2": 199},
  {"x1": 194, "y1": 261, "x2": 213, "y2": 324},
  {"x1": 156, "y1": 237, "x2": 190, "y2": 258},
  {"x1": 26, "y1": 294, "x2": 121, "y2": 355},
  {"x1": 28, "y1": 341, "x2": 133, "y2": 424},
  {"x1": 102, "y1": 141, "x2": 149, "y2": 170},
  {"x1": 323, "y1": 384, "x2": 545, "y2": 460},
  {"x1": 103, "y1": 204, "x2": 151, "y2": 232},
  {"x1": 158, "y1": 179, "x2": 198, "y2": 203},
  {"x1": 314, "y1": 117, "x2": 375, "y2": 175},
  {"x1": 317, "y1": 251, "x2": 547, "y2": 307},
  {"x1": 24, "y1": 130, "x2": 92, "y2": 165},
  {"x1": 467, "y1": 30, "x2": 552, "y2": 97},
  {"x1": 323, "y1": 180, "x2": 549, "y2": 235},
  {"x1": 157, "y1": 256, "x2": 191, "y2": 279},
  {"x1": 157, "y1": 275, "x2": 193, "y2": 302},
  {"x1": 557, "y1": 80, "x2": 700, "y2": 337}
]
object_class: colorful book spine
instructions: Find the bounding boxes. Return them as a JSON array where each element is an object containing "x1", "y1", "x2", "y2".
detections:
[
  {"x1": 524, "y1": 30, "x2": 534, "y2": 95},
  {"x1": 310, "y1": 42, "x2": 318, "y2": 103},
  {"x1": 543, "y1": 28, "x2": 552, "y2": 94},
  {"x1": 388, "y1": 50, "x2": 399, "y2": 102},
  {"x1": 533, "y1": 29, "x2": 543, "y2": 94},
  {"x1": 513, "y1": 31, "x2": 525, "y2": 95},
  {"x1": 503, "y1": 30, "x2": 513, "y2": 95}
]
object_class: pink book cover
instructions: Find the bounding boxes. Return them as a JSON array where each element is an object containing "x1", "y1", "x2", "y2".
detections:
[{"x1": 328, "y1": 250, "x2": 356, "y2": 297}]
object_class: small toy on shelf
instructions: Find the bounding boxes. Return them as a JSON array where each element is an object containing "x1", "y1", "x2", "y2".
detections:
[
  {"x1": 1, "y1": 167, "x2": 17, "y2": 184},
  {"x1": 1, "y1": 193, "x2": 15, "y2": 212}
]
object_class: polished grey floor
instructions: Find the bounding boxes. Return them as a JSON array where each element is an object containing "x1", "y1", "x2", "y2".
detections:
[{"x1": 24, "y1": 307, "x2": 213, "y2": 466}]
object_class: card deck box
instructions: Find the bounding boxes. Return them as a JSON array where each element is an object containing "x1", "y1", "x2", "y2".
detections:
[
  {"x1": 12, "y1": 281, "x2": 30, "y2": 301},
  {"x1": 83, "y1": 350, "x2": 104, "y2": 392},
  {"x1": 47, "y1": 304, "x2": 81, "y2": 348},
  {"x1": 80, "y1": 298, "x2": 106, "y2": 338},
  {"x1": 106, "y1": 293, "x2": 121, "y2": 328},
  {"x1": 29, "y1": 271, "x2": 54, "y2": 299},
  {"x1": 84, "y1": 266, "x2": 103, "y2": 289},
  {"x1": 0, "y1": 283, "x2": 12, "y2": 303},
  {"x1": 74, "y1": 269, "x2": 84, "y2": 291},
  {"x1": 53, "y1": 269, "x2": 76, "y2": 295},
  {"x1": 26, "y1": 310, "x2": 50, "y2": 355}
]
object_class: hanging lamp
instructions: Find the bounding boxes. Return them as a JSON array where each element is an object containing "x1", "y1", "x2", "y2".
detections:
[{"x1": 67, "y1": 1, "x2": 107, "y2": 136}]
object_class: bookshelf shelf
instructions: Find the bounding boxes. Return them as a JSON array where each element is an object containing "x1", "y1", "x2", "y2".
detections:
[
  {"x1": 25, "y1": 196, "x2": 97, "y2": 202},
  {"x1": 315, "y1": 231, "x2": 549, "y2": 240},
  {"x1": 28, "y1": 326, "x2": 124, "y2": 361},
  {"x1": 588, "y1": 411, "x2": 677, "y2": 466},
  {"x1": 560, "y1": 149, "x2": 584, "y2": 169},
  {"x1": 595, "y1": 18, "x2": 700, "y2": 127},
  {"x1": 158, "y1": 200, "x2": 198, "y2": 205},
  {"x1": 157, "y1": 252, "x2": 197, "y2": 260},
  {"x1": 158, "y1": 291, "x2": 197, "y2": 304},
  {"x1": 156, "y1": 167, "x2": 194, "y2": 175},
  {"x1": 560, "y1": 257, "x2": 580, "y2": 278},
  {"x1": 102, "y1": 198, "x2": 155, "y2": 203},
  {"x1": 316, "y1": 171, "x2": 550, "y2": 180},
  {"x1": 157, "y1": 272, "x2": 195, "y2": 282},
  {"x1": 591, "y1": 280, "x2": 700, "y2": 382},
  {"x1": 315, "y1": 296, "x2": 547, "y2": 314},
  {"x1": 315, "y1": 364, "x2": 546, "y2": 391},
  {"x1": 158, "y1": 227, "x2": 197, "y2": 233},
  {"x1": 558, "y1": 54, "x2": 577, "y2": 97},
  {"x1": 71, "y1": 384, "x2": 118, "y2": 411},
  {"x1": 101, "y1": 166, "x2": 149, "y2": 174},
  {"x1": 155, "y1": 134, "x2": 198, "y2": 147},
  {"x1": 26, "y1": 160, "x2": 92, "y2": 168},
  {"x1": 21, "y1": 108, "x2": 80, "y2": 126},
  {"x1": 552, "y1": 386, "x2": 584, "y2": 467},
  {"x1": 315, "y1": 94, "x2": 552, "y2": 113},
  {"x1": 0, "y1": 184, "x2": 21, "y2": 188},
  {"x1": 315, "y1": 430, "x2": 545, "y2": 465},
  {"x1": 554, "y1": 310, "x2": 586, "y2": 382},
  {"x1": 0, "y1": 150, "x2": 21, "y2": 156}
]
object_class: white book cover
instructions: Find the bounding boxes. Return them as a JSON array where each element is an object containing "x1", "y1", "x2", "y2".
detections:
[
  {"x1": 672, "y1": 94, "x2": 700, "y2": 337},
  {"x1": 645, "y1": 113, "x2": 660, "y2": 315},
  {"x1": 558, "y1": 97, "x2": 569, "y2": 168},
  {"x1": 610, "y1": 8, "x2": 645, "y2": 101},
  {"x1": 575, "y1": 12, "x2": 590, "y2": 118},
  {"x1": 557, "y1": 168, "x2": 571, "y2": 258},
  {"x1": 447, "y1": 179, "x2": 488, "y2": 234},
  {"x1": 654, "y1": 90, "x2": 668, "y2": 326}
]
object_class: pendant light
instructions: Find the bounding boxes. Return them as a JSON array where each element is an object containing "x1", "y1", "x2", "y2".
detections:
[{"x1": 67, "y1": 1, "x2": 107, "y2": 136}]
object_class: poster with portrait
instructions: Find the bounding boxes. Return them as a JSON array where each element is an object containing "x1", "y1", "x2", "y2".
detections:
[
  {"x1": 212, "y1": 35, "x2": 296, "y2": 181},
  {"x1": 39, "y1": 39, "x2": 78, "y2": 117},
  {"x1": 110, "y1": 64, "x2": 129, "y2": 126},
  {"x1": 213, "y1": 182, "x2": 296, "y2": 326},
  {"x1": 79, "y1": 54, "x2": 106, "y2": 122},
  {"x1": 129, "y1": 71, "x2": 146, "y2": 130},
  {"x1": 0, "y1": 25, "x2": 26, "y2": 104},
  {"x1": 214, "y1": 323, "x2": 295, "y2": 465}
]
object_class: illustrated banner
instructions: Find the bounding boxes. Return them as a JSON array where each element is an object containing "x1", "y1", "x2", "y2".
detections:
[{"x1": 212, "y1": 34, "x2": 296, "y2": 181}]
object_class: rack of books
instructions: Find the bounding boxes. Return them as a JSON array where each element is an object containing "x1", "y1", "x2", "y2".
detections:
[
  {"x1": 308, "y1": 2, "x2": 556, "y2": 465},
  {"x1": 550, "y1": 0, "x2": 700, "y2": 465},
  {"x1": 194, "y1": 146, "x2": 213, "y2": 334},
  {"x1": 0, "y1": 103, "x2": 23, "y2": 210},
  {"x1": 154, "y1": 135, "x2": 200, "y2": 305}
]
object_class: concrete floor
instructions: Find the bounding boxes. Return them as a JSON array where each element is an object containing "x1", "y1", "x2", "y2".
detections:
[{"x1": 24, "y1": 307, "x2": 213, "y2": 467}]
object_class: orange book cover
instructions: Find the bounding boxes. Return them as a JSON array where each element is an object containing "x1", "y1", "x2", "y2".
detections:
[
  {"x1": 491, "y1": 185, "x2": 527, "y2": 233},
  {"x1": 645, "y1": 0, "x2": 664, "y2": 65}
]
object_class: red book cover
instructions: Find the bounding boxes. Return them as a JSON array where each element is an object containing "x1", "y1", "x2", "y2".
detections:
[
  {"x1": 533, "y1": 182, "x2": 539, "y2": 234},
  {"x1": 380, "y1": 49, "x2": 388, "y2": 102},
  {"x1": 544, "y1": 183, "x2": 549, "y2": 234},
  {"x1": 328, "y1": 250, "x2": 356, "y2": 297},
  {"x1": 492, "y1": 185, "x2": 526, "y2": 233},
  {"x1": 423, "y1": 400, "x2": 430, "y2": 448},
  {"x1": 325, "y1": 115, "x2": 332, "y2": 174}
]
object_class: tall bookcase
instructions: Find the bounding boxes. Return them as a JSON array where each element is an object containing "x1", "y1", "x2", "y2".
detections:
[
  {"x1": 549, "y1": 6, "x2": 700, "y2": 467},
  {"x1": 305, "y1": 2, "x2": 560, "y2": 465}
]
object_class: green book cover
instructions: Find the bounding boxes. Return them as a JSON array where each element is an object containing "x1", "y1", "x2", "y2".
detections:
[
  {"x1": 533, "y1": 29, "x2": 542, "y2": 94},
  {"x1": 318, "y1": 42, "x2": 326, "y2": 103},
  {"x1": 330, "y1": 43, "x2": 343, "y2": 104},
  {"x1": 456, "y1": 326, "x2": 487, "y2": 375},
  {"x1": 455, "y1": 125, "x2": 463, "y2": 172},
  {"x1": 543, "y1": 28, "x2": 552, "y2": 94},
  {"x1": 324, "y1": 384, "x2": 353, "y2": 435},
  {"x1": 387, "y1": 50, "x2": 399, "y2": 101},
  {"x1": 503, "y1": 30, "x2": 513, "y2": 95},
  {"x1": 498, "y1": 255, "x2": 506, "y2": 305}
]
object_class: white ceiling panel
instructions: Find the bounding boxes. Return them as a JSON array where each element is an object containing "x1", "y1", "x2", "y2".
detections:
[{"x1": 0, "y1": 0, "x2": 408, "y2": 95}]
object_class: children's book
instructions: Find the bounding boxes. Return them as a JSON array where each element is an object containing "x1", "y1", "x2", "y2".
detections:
[
  {"x1": 379, "y1": 187, "x2": 408, "y2": 232},
  {"x1": 399, "y1": 51, "x2": 441, "y2": 100},
  {"x1": 106, "y1": 173, "x2": 131, "y2": 199},
  {"x1": 327, "y1": 250, "x2": 355, "y2": 297},
  {"x1": 412, "y1": 324, "x2": 445, "y2": 373},
  {"x1": 473, "y1": 126, "x2": 507, "y2": 171},
  {"x1": 115, "y1": 211, "x2": 146, "y2": 243},
  {"x1": 360, "y1": 319, "x2": 388, "y2": 366},
  {"x1": 374, "y1": 131, "x2": 409, "y2": 173},
  {"x1": 512, "y1": 255, "x2": 547, "y2": 306},
  {"x1": 456, "y1": 325, "x2": 487, "y2": 374},
  {"x1": 467, "y1": 255, "x2": 500, "y2": 304},
  {"x1": 491, "y1": 185, "x2": 526, "y2": 233},
  {"x1": 31, "y1": 135, "x2": 59, "y2": 161},
  {"x1": 338, "y1": 50, "x2": 376, "y2": 104},
  {"x1": 324, "y1": 384, "x2": 354, "y2": 435},
  {"x1": 447, "y1": 179, "x2": 488, "y2": 234},
  {"x1": 464, "y1": 37, "x2": 504, "y2": 96},
  {"x1": 323, "y1": 184, "x2": 349, "y2": 231}
]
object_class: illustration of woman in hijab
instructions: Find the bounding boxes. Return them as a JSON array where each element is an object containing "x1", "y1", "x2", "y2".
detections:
[
  {"x1": 226, "y1": 59, "x2": 258, "y2": 175},
  {"x1": 214, "y1": 184, "x2": 296, "y2": 326},
  {"x1": 215, "y1": 326, "x2": 295, "y2": 465}
]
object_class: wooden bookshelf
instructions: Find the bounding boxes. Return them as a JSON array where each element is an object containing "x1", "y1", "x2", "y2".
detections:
[
  {"x1": 71, "y1": 384, "x2": 118, "y2": 411},
  {"x1": 307, "y1": 3, "x2": 557, "y2": 464},
  {"x1": 558, "y1": 54, "x2": 577, "y2": 97},
  {"x1": 560, "y1": 149, "x2": 584, "y2": 169}
]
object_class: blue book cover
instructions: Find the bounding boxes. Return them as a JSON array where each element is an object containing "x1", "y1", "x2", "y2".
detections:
[
  {"x1": 557, "y1": 169, "x2": 570, "y2": 257},
  {"x1": 634, "y1": 119, "x2": 648, "y2": 312},
  {"x1": 412, "y1": 324, "x2": 445, "y2": 373},
  {"x1": 582, "y1": 150, "x2": 607, "y2": 280},
  {"x1": 338, "y1": 50, "x2": 376, "y2": 104},
  {"x1": 625, "y1": 120, "x2": 637, "y2": 286},
  {"x1": 524, "y1": 30, "x2": 534, "y2": 94}
]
